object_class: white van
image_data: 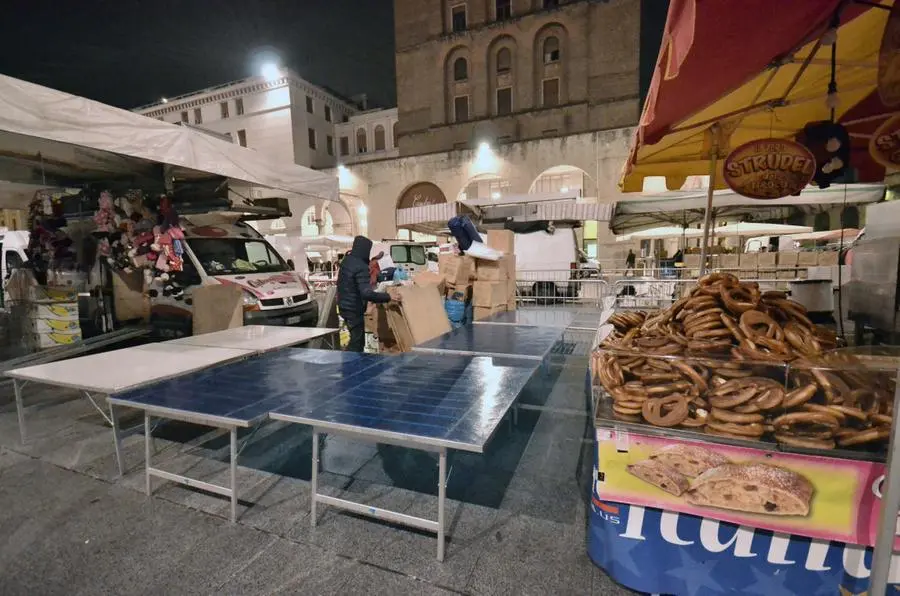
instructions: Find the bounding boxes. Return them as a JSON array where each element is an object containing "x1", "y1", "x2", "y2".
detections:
[
  {"x1": 148, "y1": 219, "x2": 318, "y2": 337},
  {"x1": 383, "y1": 240, "x2": 435, "y2": 277},
  {"x1": 0, "y1": 228, "x2": 28, "y2": 301},
  {"x1": 515, "y1": 224, "x2": 597, "y2": 299}
]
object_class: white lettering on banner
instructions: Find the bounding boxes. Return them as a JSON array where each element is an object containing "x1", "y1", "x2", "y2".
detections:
[
  {"x1": 874, "y1": 475, "x2": 885, "y2": 499},
  {"x1": 699, "y1": 519, "x2": 757, "y2": 557},
  {"x1": 618, "y1": 505, "x2": 648, "y2": 541},
  {"x1": 844, "y1": 545, "x2": 869, "y2": 579},
  {"x1": 660, "y1": 511, "x2": 694, "y2": 546},
  {"x1": 766, "y1": 534, "x2": 797, "y2": 565}
]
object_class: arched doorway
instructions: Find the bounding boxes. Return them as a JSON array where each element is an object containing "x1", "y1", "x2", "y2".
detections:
[
  {"x1": 301, "y1": 205, "x2": 333, "y2": 236},
  {"x1": 529, "y1": 165, "x2": 598, "y2": 198},
  {"x1": 396, "y1": 182, "x2": 447, "y2": 209},
  {"x1": 457, "y1": 174, "x2": 511, "y2": 202}
]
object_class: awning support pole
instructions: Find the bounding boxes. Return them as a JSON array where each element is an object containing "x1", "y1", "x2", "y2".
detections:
[{"x1": 699, "y1": 126, "x2": 720, "y2": 276}]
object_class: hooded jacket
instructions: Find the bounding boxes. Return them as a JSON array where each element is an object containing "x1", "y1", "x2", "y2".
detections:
[{"x1": 337, "y1": 236, "x2": 391, "y2": 320}]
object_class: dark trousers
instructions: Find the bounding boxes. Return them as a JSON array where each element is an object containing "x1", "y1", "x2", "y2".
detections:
[{"x1": 345, "y1": 316, "x2": 365, "y2": 352}]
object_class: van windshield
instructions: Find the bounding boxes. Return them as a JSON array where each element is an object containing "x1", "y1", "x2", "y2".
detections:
[
  {"x1": 390, "y1": 245, "x2": 426, "y2": 266},
  {"x1": 189, "y1": 238, "x2": 288, "y2": 275}
]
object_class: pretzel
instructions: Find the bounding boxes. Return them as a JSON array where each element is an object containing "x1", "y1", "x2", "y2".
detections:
[
  {"x1": 773, "y1": 433, "x2": 835, "y2": 450},
  {"x1": 837, "y1": 427, "x2": 891, "y2": 447},
  {"x1": 670, "y1": 360, "x2": 709, "y2": 393},
  {"x1": 710, "y1": 407, "x2": 764, "y2": 424},
  {"x1": 739, "y1": 310, "x2": 784, "y2": 341},
  {"x1": 772, "y1": 412, "x2": 840, "y2": 445},
  {"x1": 641, "y1": 395, "x2": 689, "y2": 427},
  {"x1": 706, "y1": 419, "x2": 765, "y2": 438},
  {"x1": 698, "y1": 272, "x2": 739, "y2": 289},
  {"x1": 783, "y1": 384, "x2": 818, "y2": 408},
  {"x1": 720, "y1": 284, "x2": 760, "y2": 314},
  {"x1": 784, "y1": 322, "x2": 821, "y2": 357}
]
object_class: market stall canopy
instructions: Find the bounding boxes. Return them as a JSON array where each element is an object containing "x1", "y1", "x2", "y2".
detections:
[
  {"x1": 610, "y1": 183, "x2": 883, "y2": 233},
  {"x1": 711, "y1": 222, "x2": 812, "y2": 237},
  {"x1": 294, "y1": 235, "x2": 355, "y2": 248},
  {"x1": 0, "y1": 74, "x2": 338, "y2": 202},
  {"x1": 620, "y1": 0, "x2": 893, "y2": 192},
  {"x1": 790, "y1": 227, "x2": 860, "y2": 242},
  {"x1": 616, "y1": 226, "x2": 705, "y2": 242}
]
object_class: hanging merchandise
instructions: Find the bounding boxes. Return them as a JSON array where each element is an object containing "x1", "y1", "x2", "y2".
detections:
[
  {"x1": 26, "y1": 190, "x2": 77, "y2": 284},
  {"x1": 798, "y1": 121, "x2": 851, "y2": 188}
]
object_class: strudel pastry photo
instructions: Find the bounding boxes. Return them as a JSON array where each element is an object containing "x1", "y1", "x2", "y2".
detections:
[
  {"x1": 645, "y1": 444, "x2": 730, "y2": 478},
  {"x1": 684, "y1": 463, "x2": 814, "y2": 516},
  {"x1": 626, "y1": 459, "x2": 691, "y2": 496}
]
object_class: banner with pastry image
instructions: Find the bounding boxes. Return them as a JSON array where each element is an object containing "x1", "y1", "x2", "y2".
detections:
[{"x1": 595, "y1": 430, "x2": 891, "y2": 547}]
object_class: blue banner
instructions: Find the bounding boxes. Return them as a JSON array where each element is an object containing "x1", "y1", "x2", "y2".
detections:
[{"x1": 588, "y1": 473, "x2": 896, "y2": 595}]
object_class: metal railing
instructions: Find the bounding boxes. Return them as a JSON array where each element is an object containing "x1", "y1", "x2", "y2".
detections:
[{"x1": 611, "y1": 276, "x2": 802, "y2": 310}]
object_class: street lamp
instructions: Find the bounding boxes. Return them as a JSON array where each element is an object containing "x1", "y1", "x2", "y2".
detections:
[{"x1": 261, "y1": 63, "x2": 282, "y2": 81}]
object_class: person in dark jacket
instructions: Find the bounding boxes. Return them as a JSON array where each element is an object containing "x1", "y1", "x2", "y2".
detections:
[{"x1": 338, "y1": 236, "x2": 393, "y2": 352}]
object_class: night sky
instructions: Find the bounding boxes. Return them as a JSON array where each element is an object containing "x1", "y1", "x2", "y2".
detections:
[{"x1": 0, "y1": 0, "x2": 397, "y2": 109}]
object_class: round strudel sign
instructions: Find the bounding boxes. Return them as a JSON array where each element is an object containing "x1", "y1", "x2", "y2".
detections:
[{"x1": 723, "y1": 138, "x2": 816, "y2": 200}]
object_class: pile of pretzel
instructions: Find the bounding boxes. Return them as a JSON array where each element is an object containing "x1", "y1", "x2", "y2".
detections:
[{"x1": 593, "y1": 272, "x2": 895, "y2": 451}]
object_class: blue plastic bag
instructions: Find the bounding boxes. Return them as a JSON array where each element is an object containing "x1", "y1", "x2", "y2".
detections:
[{"x1": 445, "y1": 297, "x2": 466, "y2": 329}]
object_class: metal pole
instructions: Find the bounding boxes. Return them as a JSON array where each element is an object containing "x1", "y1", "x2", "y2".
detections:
[
  {"x1": 144, "y1": 413, "x2": 152, "y2": 496},
  {"x1": 868, "y1": 369, "x2": 900, "y2": 596},
  {"x1": 699, "y1": 126, "x2": 720, "y2": 276},
  {"x1": 14, "y1": 379, "x2": 26, "y2": 444},
  {"x1": 310, "y1": 430, "x2": 320, "y2": 527},
  {"x1": 230, "y1": 428, "x2": 238, "y2": 524},
  {"x1": 437, "y1": 450, "x2": 447, "y2": 562}
]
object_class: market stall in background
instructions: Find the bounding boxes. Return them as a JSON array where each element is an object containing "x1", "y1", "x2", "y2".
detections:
[
  {"x1": 592, "y1": 1, "x2": 900, "y2": 595},
  {"x1": 0, "y1": 73, "x2": 339, "y2": 363}
]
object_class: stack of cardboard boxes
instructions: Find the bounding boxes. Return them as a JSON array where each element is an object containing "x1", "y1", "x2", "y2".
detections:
[{"x1": 470, "y1": 230, "x2": 517, "y2": 320}]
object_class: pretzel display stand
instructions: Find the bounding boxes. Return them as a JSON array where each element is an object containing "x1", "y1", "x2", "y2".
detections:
[{"x1": 587, "y1": 273, "x2": 900, "y2": 595}]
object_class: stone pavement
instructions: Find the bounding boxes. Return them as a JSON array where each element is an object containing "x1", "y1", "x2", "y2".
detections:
[{"x1": 0, "y1": 324, "x2": 636, "y2": 595}]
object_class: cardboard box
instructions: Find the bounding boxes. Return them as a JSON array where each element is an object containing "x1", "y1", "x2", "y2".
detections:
[
  {"x1": 486, "y1": 229, "x2": 515, "y2": 254},
  {"x1": 739, "y1": 253, "x2": 759, "y2": 269},
  {"x1": 719, "y1": 254, "x2": 740, "y2": 269},
  {"x1": 446, "y1": 283, "x2": 472, "y2": 302},
  {"x1": 474, "y1": 305, "x2": 506, "y2": 321},
  {"x1": 192, "y1": 284, "x2": 243, "y2": 335},
  {"x1": 683, "y1": 254, "x2": 701, "y2": 268},
  {"x1": 777, "y1": 251, "x2": 800, "y2": 267},
  {"x1": 476, "y1": 256, "x2": 513, "y2": 282},
  {"x1": 797, "y1": 251, "x2": 819, "y2": 267},
  {"x1": 365, "y1": 304, "x2": 394, "y2": 338},
  {"x1": 33, "y1": 302, "x2": 78, "y2": 320},
  {"x1": 413, "y1": 270, "x2": 446, "y2": 295},
  {"x1": 386, "y1": 285, "x2": 452, "y2": 351},
  {"x1": 757, "y1": 252, "x2": 777, "y2": 268},
  {"x1": 33, "y1": 318, "x2": 80, "y2": 333},
  {"x1": 817, "y1": 251, "x2": 839, "y2": 266},
  {"x1": 439, "y1": 254, "x2": 475, "y2": 286},
  {"x1": 507, "y1": 279, "x2": 517, "y2": 311},
  {"x1": 473, "y1": 281, "x2": 507, "y2": 307}
]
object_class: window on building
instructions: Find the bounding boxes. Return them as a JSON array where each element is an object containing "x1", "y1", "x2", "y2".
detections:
[
  {"x1": 496, "y1": 48, "x2": 512, "y2": 74},
  {"x1": 454, "y1": 96, "x2": 469, "y2": 122},
  {"x1": 326, "y1": 135, "x2": 334, "y2": 156},
  {"x1": 342, "y1": 113, "x2": 349, "y2": 123},
  {"x1": 193, "y1": 109, "x2": 202, "y2": 124},
  {"x1": 496, "y1": 87, "x2": 513, "y2": 115},
  {"x1": 237, "y1": 129, "x2": 247, "y2": 147},
  {"x1": 180, "y1": 111, "x2": 188, "y2": 123},
  {"x1": 235, "y1": 97, "x2": 244, "y2": 116},
  {"x1": 220, "y1": 102, "x2": 229, "y2": 118},
  {"x1": 325, "y1": 105, "x2": 332, "y2": 122},
  {"x1": 306, "y1": 96, "x2": 314, "y2": 114},
  {"x1": 544, "y1": 0, "x2": 560, "y2": 7},
  {"x1": 542, "y1": 78, "x2": 560, "y2": 107},
  {"x1": 340, "y1": 136, "x2": 350, "y2": 156},
  {"x1": 356, "y1": 128, "x2": 368, "y2": 153},
  {"x1": 451, "y1": 4, "x2": 467, "y2": 32},
  {"x1": 543, "y1": 36, "x2": 560, "y2": 63},
  {"x1": 495, "y1": 0, "x2": 511, "y2": 20},
  {"x1": 308, "y1": 128, "x2": 317, "y2": 150},
  {"x1": 374, "y1": 125, "x2": 386, "y2": 151},
  {"x1": 453, "y1": 57, "x2": 468, "y2": 82}
]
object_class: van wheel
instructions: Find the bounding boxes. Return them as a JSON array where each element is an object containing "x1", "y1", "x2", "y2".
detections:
[{"x1": 532, "y1": 282, "x2": 556, "y2": 306}]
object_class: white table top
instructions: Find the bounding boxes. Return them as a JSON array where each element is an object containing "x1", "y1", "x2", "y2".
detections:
[
  {"x1": 164, "y1": 325, "x2": 338, "y2": 353},
  {"x1": 5, "y1": 343, "x2": 251, "y2": 394}
]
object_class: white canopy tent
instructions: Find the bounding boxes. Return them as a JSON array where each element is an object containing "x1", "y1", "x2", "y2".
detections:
[
  {"x1": 0, "y1": 74, "x2": 338, "y2": 208},
  {"x1": 711, "y1": 222, "x2": 812, "y2": 237},
  {"x1": 790, "y1": 228, "x2": 860, "y2": 242},
  {"x1": 616, "y1": 226, "x2": 705, "y2": 242},
  {"x1": 610, "y1": 184, "x2": 884, "y2": 234}
]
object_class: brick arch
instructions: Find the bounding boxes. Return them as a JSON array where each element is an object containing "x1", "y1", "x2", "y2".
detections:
[
  {"x1": 532, "y1": 22, "x2": 569, "y2": 107},
  {"x1": 486, "y1": 34, "x2": 518, "y2": 115},
  {"x1": 444, "y1": 45, "x2": 471, "y2": 123}
]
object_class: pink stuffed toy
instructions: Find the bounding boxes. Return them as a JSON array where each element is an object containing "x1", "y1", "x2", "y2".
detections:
[{"x1": 94, "y1": 191, "x2": 116, "y2": 234}]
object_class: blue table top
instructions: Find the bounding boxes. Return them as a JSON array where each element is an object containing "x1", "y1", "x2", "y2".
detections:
[
  {"x1": 110, "y1": 349, "x2": 537, "y2": 452},
  {"x1": 411, "y1": 324, "x2": 563, "y2": 360}
]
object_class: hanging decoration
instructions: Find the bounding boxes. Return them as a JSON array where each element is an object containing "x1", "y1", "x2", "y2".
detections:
[
  {"x1": 797, "y1": 121, "x2": 851, "y2": 188},
  {"x1": 26, "y1": 191, "x2": 77, "y2": 283},
  {"x1": 722, "y1": 138, "x2": 817, "y2": 200},
  {"x1": 869, "y1": 113, "x2": 900, "y2": 170}
]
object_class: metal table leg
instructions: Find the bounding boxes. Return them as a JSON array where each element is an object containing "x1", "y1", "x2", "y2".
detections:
[
  {"x1": 109, "y1": 401, "x2": 125, "y2": 477},
  {"x1": 437, "y1": 449, "x2": 447, "y2": 562},
  {"x1": 13, "y1": 379, "x2": 26, "y2": 444},
  {"x1": 144, "y1": 413, "x2": 152, "y2": 496},
  {"x1": 230, "y1": 428, "x2": 238, "y2": 523},
  {"x1": 310, "y1": 430, "x2": 320, "y2": 527},
  {"x1": 868, "y1": 370, "x2": 900, "y2": 596}
]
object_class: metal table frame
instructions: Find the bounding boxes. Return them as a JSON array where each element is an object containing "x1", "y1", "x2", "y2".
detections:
[
  {"x1": 868, "y1": 369, "x2": 900, "y2": 596},
  {"x1": 308, "y1": 426, "x2": 450, "y2": 561}
]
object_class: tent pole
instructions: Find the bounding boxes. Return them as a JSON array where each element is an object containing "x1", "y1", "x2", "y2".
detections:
[{"x1": 699, "y1": 128, "x2": 720, "y2": 276}]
